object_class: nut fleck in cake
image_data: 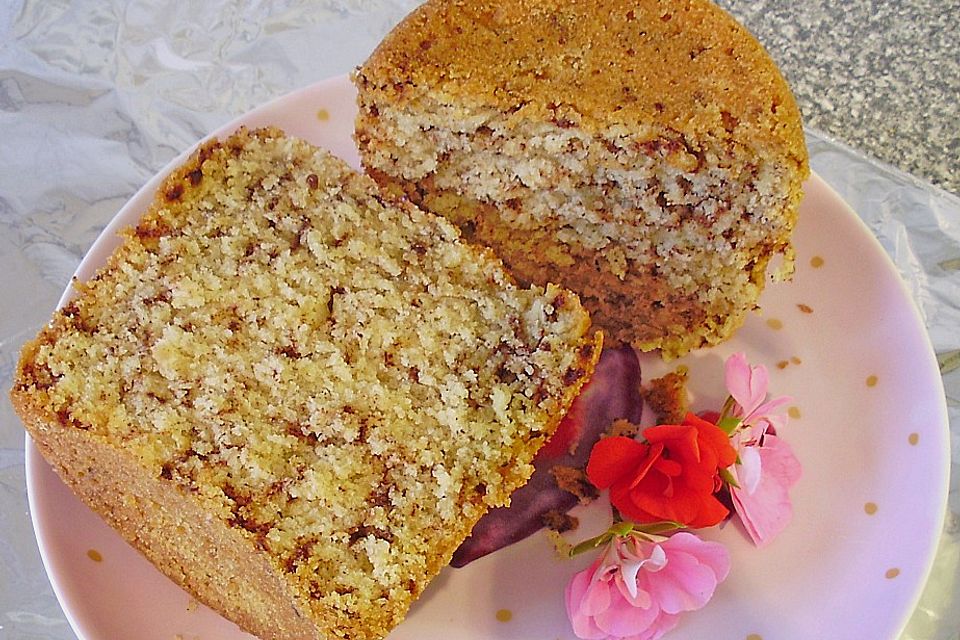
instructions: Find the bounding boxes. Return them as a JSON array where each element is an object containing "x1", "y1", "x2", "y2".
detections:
[
  {"x1": 11, "y1": 127, "x2": 601, "y2": 640},
  {"x1": 354, "y1": 0, "x2": 809, "y2": 357}
]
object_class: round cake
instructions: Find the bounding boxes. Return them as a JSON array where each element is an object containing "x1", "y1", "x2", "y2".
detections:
[{"x1": 354, "y1": 0, "x2": 809, "y2": 357}]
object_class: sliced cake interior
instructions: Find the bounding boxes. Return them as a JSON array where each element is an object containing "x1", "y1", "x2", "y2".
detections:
[
  {"x1": 354, "y1": 0, "x2": 809, "y2": 357},
  {"x1": 12, "y1": 127, "x2": 600, "y2": 640}
]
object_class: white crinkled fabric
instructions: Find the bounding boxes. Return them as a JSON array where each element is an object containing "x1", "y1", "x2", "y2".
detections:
[{"x1": 0, "y1": 1, "x2": 957, "y2": 639}]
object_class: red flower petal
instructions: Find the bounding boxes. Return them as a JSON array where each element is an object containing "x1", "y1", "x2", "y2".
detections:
[
  {"x1": 610, "y1": 483, "x2": 657, "y2": 523},
  {"x1": 632, "y1": 483, "x2": 730, "y2": 528},
  {"x1": 642, "y1": 424, "x2": 694, "y2": 444},
  {"x1": 591, "y1": 414, "x2": 737, "y2": 528},
  {"x1": 625, "y1": 442, "x2": 664, "y2": 490},
  {"x1": 644, "y1": 424, "x2": 702, "y2": 466},
  {"x1": 684, "y1": 412, "x2": 737, "y2": 469},
  {"x1": 691, "y1": 495, "x2": 731, "y2": 528},
  {"x1": 586, "y1": 436, "x2": 650, "y2": 490},
  {"x1": 698, "y1": 410, "x2": 721, "y2": 424},
  {"x1": 654, "y1": 457, "x2": 683, "y2": 477}
]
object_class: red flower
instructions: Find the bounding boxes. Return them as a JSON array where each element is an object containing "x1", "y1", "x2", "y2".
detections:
[{"x1": 586, "y1": 413, "x2": 737, "y2": 528}]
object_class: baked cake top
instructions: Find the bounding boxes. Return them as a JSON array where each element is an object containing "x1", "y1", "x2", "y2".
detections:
[{"x1": 359, "y1": 0, "x2": 806, "y2": 171}]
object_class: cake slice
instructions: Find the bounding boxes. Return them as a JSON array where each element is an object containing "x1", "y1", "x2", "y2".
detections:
[
  {"x1": 11, "y1": 127, "x2": 601, "y2": 640},
  {"x1": 354, "y1": 0, "x2": 810, "y2": 357}
]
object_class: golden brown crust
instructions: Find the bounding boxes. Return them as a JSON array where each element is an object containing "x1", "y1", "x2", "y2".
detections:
[
  {"x1": 11, "y1": 126, "x2": 601, "y2": 640},
  {"x1": 358, "y1": 0, "x2": 807, "y2": 172},
  {"x1": 13, "y1": 387, "x2": 322, "y2": 640}
]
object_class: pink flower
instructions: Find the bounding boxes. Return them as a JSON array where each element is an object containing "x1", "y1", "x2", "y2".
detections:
[
  {"x1": 565, "y1": 532, "x2": 730, "y2": 640},
  {"x1": 724, "y1": 352, "x2": 790, "y2": 431},
  {"x1": 729, "y1": 433, "x2": 802, "y2": 546},
  {"x1": 723, "y1": 352, "x2": 802, "y2": 547}
]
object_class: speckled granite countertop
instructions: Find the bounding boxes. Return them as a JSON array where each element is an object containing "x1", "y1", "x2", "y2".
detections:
[
  {"x1": 717, "y1": 0, "x2": 959, "y2": 196},
  {"x1": 1, "y1": 1, "x2": 958, "y2": 639}
]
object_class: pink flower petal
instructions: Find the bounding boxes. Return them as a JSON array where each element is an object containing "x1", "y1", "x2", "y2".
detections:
[
  {"x1": 615, "y1": 610, "x2": 681, "y2": 640},
  {"x1": 630, "y1": 612, "x2": 681, "y2": 640},
  {"x1": 642, "y1": 533, "x2": 730, "y2": 614},
  {"x1": 645, "y1": 552, "x2": 718, "y2": 613},
  {"x1": 566, "y1": 533, "x2": 730, "y2": 640},
  {"x1": 572, "y1": 610, "x2": 610, "y2": 640},
  {"x1": 736, "y1": 444, "x2": 762, "y2": 494},
  {"x1": 582, "y1": 577, "x2": 614, "y2": 617},
  {"x1": 724, "y1": 352, "x2": 768, "y2": 417},
  {"x1": 566, "y1": 567, "x2": 610, "y2": 640},
  {"x1": 614, "y1": 538, "x2": 663, "y2": 607},
  {"x1": 731, "y1": 435, "x2": 802, "y2": 547},
  {"x1": 565, "y1": 567, "x2": 591, "y2": 612},
  {"x1": 751, "y1": 395, "x2": 792, "y2": 423},
  {"x1": 595, "y1": 590, "x2": 660, "y2": 637}
]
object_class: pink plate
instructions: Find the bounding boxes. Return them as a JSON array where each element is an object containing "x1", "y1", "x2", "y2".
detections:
[{"x1": 26, "y1": 75, "x2": 949, "y2": 640}]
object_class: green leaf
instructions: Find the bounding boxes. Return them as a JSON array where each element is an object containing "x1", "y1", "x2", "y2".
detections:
[
  {"x1": 718, "y1": 416, "x2": 742, "y2": 435},
  {"x1": 718, "y1": 396, "x2": 736, "y2": 422},
  {"x1": 634, "y1": 521, "x2": 684, "y2": 535},
  {"x1": 569, "y1": 531, "x2": 613, "y2": 557},
  {"x1": 568, "y1": 520, "x2": 690, "y2": 557},
  {"x1": 719, "y1": 467, "x2": 740, "y2": 489}
]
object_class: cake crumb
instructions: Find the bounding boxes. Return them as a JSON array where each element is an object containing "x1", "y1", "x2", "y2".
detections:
[
  {"x1": 608, "y1": 418, "x2": 641, "y2": 438},
  {"x1": 549, "y1": 465, "x2": 598, "y2": 504},
  {"x1": 541, "y1": 509, "x2": 579, "y2": 533},
  {"x1": 641, "y1": 368, "x2": 690, "y2": 424},
  {"x1": 546, "y1": 529, "x2": 573, "y2": 558}
]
